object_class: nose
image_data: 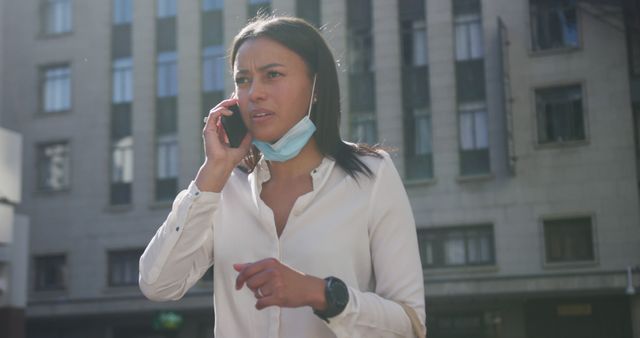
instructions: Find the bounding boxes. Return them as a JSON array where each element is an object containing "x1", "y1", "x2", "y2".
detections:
[{"x1": 248, "y1": 78, "x2": 267, "y2": 103}]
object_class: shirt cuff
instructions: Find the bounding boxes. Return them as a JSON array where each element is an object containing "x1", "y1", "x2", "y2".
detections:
[
  {"x1": 324, "y1": 286, "x2": 357, "y2": 334},
  {"x1": 188, "y1": 180, "x2": 220, "y2": 202}
]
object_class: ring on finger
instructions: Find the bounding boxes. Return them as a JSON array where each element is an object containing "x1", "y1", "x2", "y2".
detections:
[
  {"x1": 257, "y1": 288, "x2": 264, "y2": 298},
  {"x1": 203, "y1": 116, "x2": 209, "y2": 124}
]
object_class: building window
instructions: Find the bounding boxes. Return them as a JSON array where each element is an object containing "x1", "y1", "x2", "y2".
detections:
[
  {"x1": 403, "y1": 20, "x2": 428, "y2": 67},
  {"x1": 157, "y1": 134, "x2": 178, "y2": 180},
  {"x1": 459, "y1": 108, "x2": 489, "y2": 150},
  {"x1": 202, "y1": 6, "x2": 223, "y2": 47},
  {"x1": 157, "y1": 52, "x2": 178, "y2": 97},
  {"x1": 34, "y1": 255, "x2": 66, "y2": 291},
  {"x1": 350, "y1": 114, "x2": 377, "y2": 145},
  {"x1": 535, "y1": 84, "x2": 585, "y2": 144},
  {"x1": 156, "y1": 134, "x2": 178, "y2": 201},
  {"x1": 111, "y1": 136, "x2": 133, "y2": 205},
  {"x1": 157, "y1": 0, "x2": 177, "y2": 18},
  {"x1": 37, "y1": 142, "x2": 70, "y2": 191},
  {"x1": 248, "y1": 0, "x2": 271, "y2": 19},
  {"x1": 41, "y1": 0, "x2": 72, "y2": 35},
  {"x1": 454, "y1": 13, "x2": 483, "y2": 61},
  {"x1": 418, "y1": 225, "x2": 495, "y2": 268},
  {"x1": 113, "y1": 0, "x2": 132, "y2": 24},
  {"x1": 400, "y1": 0, "x2": 432, "y2": 180},
  {"x1": 405, "y1": 109, "x2": 433, "y2": 179},
  {"x1": 454, "y1": 0, "x2": 489, "y2": 176},
  {"x1": 347, "y1": 0, "x2": 376, "y2": 143},
  {"x1": 296, "y1": 0, "x2": 320, "y2": 27},
  {"x1": 544, "y1": 217, "x2": 595, "y2": 263},
  {"x1": 348, "y1": 31, "x2": 374, "y2": 74},
  {"x1": 202, "y1": 46, "x2": 225, "y2": 93},
  {"x1": 41, "y1": 65, "x2": 71, "y2": 113},
  {"x1": 202, "y1": 0, "x2": 223, "y2": 11},
  {"x1": 108, "y1": 249, "x2": 143, "y2": 286},
  {"x1": 530, "y1": 0, "x2": 578, "y2": 51},
  {"x1": 112, "y1": 58, "x2": 133, "y2": 103},
  {"x1": 459, "y1": 107, "x2": 490, "y2": 175}
]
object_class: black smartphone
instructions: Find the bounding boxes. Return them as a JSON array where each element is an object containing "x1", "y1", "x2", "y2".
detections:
[{"x1": 220, "y1": 104, "x2": 248, "y2": 148}]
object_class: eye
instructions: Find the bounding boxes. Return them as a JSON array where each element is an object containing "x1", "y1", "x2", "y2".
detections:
[
  {"x1": 234, "y1": 76, "x2": 250, "y2": 85},
  {"x1": 266, "y1": 71, "x2": 283, "y2": 79}
]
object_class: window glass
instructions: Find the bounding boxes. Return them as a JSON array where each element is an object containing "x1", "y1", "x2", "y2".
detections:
[
  {"x1": 157, "y1": 52, "x2": 178, "y2": 97},
  {"x1": 530, "y1": 0, "x2": 578, "y2": 51},
  {"x1": 38, "y1": 142, "x2": 70, "y2": 191},
  {"x1": 43, "y1": 65, "x2": 71, "y2": 112},
  {"x1": 35, "y1": 255, "x2": 66, "y2": 290}
]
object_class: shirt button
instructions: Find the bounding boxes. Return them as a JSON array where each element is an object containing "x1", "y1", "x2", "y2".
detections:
[
  {"x1": 175, "y1": 227, "x2": 180, "y2": 231},
  {"x1": 195, "y1": 191, "x2": 200, "y2": 196}
]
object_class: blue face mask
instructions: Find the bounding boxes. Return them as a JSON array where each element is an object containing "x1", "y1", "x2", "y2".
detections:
[{"x1": 252, "y1": 75, "x2": 317, "y2": 162}]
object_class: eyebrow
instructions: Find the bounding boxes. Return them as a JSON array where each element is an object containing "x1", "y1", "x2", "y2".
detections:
[{"x1": 235, "y1": 63, "x2": 286, "y2": 74}]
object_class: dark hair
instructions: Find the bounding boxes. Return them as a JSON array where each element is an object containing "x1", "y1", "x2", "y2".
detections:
[{"x1": 230, "y1": 16, "x2": 382, "y2": 179}]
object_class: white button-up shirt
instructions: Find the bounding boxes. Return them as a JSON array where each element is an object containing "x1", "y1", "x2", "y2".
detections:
[{"x1": 139, "y1": 151, "x2": 426, "y2": 337}]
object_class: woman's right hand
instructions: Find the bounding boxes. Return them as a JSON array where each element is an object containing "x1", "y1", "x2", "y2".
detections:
[{"x1": 195, "y1": 98, "x2": 252, "y2": 193}]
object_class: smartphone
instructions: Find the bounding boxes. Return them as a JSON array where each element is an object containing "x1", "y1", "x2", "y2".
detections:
[{"x1": 220, "y1": 104, "x2": 248, "y2": 148}]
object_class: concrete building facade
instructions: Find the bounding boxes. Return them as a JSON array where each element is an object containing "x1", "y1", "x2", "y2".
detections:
[
  {"x1": 2, "y1": 0, "x2": 640, "y2": 337},
  {"x1": 1, "y1": 1, "x2": 30, "y2": 337}
]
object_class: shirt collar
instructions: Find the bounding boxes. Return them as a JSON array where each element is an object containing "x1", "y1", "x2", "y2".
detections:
[{"x1": 249, "y1": 155, "x2": 336, "y2": 210}]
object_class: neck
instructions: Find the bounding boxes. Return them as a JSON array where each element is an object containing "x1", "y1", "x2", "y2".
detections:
[{"x1": 265, "y1": 138, "x2": 323, "y2": 181}]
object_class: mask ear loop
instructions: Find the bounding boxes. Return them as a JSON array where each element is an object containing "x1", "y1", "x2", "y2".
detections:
[{"x1": 306, "y1": 75, "x2": 317, "y2": 118}]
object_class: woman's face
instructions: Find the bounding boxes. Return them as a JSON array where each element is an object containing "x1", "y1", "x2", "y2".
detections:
[{"x1": 233, "y1": 37, "x2": 314, "y2": 143}]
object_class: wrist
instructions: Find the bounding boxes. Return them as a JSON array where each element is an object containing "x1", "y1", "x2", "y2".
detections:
[
  {"x1": 312, "y1": 276, "x2": 349, "y2": 322},
  {"x1": 194, "y1": 161, "x2": 233, "y2": 192},
  {"x1": 306, "y1": 276, "x2": 327, "y2": 311}
]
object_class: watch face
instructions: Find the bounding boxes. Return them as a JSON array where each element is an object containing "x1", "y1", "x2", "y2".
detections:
[{"x1": 328, "y1": 277, "x2": 349, "y2": 307}]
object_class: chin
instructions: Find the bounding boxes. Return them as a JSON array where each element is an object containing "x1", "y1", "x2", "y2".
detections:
[{"x1": 251, "y1": 130, "x2": 282, "y2": 144}]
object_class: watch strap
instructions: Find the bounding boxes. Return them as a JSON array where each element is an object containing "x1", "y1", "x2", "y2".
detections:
[{"x1": 313, "y1": 276, "x2": 349, "y2": 322}]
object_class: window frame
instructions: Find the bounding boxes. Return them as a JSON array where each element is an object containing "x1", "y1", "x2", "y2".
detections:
[
  {"x1": 112, "y1": 57, "x2": 133, "y2": 104},
  {"x1": 39, "y1": 63, "x2": 72, "y2": 115},
  {"x1": 156, "y1": 0, "x2": 177, "y2": 19},
  {"x1": 112, "y1": 0, "x2": 133, "y2": 25},
  {"x1": 33, "y1": 254, "x2": 67, "y2": 291},
  {"x1": 39, "y1": 0, "x2": 73, "y2": 37},
  {"x1": 528, "y1": 0, "x2": 582, "y2": 55},
  {"x1": 36, "y1": 140, "x2": 71, "y2": 192},
  {"x1": 202, "y1": 45, "x2": 226, "y2": 93},
  {"x1": 532, "y1": 81, "x2": 589, "y2": 148},
  {"x1": 540, "y1": 214, "x2": 598, "y2": 267},
  {"x1": 296, "y1": 0, "x2": 321, "y2": 28},
  {"x1": 417, "y1": 224, "x2": 496, "y2": 269},
  {"x1": 247, "y1": 0, "x2": 272, "y2": 20},
  {"x1": 202, "y1": 0, "x2": 223, "y2": 11},
  {"x1": 107, "y1": 248, "x2": 144, "y2": 287},
  {"x1": 157, "y1": 51, "x2": 178, "y2": 98}
]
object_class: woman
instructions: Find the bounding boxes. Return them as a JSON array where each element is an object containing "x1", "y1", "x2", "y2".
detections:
[{"x1": 139, "y1": 16, "x2": 426, "y2": 337}]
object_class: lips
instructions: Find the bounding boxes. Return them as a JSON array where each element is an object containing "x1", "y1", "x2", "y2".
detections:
[{"x1": 250, "y1": 108, "x2": 274, "y2": 122}]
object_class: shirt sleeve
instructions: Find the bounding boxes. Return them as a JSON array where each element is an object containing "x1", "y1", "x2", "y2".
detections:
[
  {"x1": 324, "y1": 153, "x2": 426, "y2": 337},
  {"x1": 139, "y1": 180, "x2": 219, "y2": 301}
]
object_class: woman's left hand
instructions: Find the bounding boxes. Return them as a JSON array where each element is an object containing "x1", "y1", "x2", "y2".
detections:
[{"x1": 234, "y1": 258, "x2": 327, "y2": 311}]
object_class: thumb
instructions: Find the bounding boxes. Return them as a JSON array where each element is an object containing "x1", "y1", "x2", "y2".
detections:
[{"x1": 233, "y1": 263, "x2": 249, "y2": 272}]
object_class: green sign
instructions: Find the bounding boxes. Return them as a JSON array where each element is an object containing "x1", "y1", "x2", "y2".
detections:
[{"x1": 152, "y1": 311, "x2": 184, "y2": 331}]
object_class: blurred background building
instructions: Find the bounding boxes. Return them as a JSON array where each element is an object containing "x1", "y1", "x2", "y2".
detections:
[
  {"x1": 0, "y1": 0, "x2": 30, "y2": 337},
  {"x1": 1, "y1": 0, "x2": 639, "y2": 337}
]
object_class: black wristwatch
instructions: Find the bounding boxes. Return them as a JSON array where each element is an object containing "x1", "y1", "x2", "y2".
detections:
[{"x1": 313, "y1": 276, "x2": 349, "y2": 322}]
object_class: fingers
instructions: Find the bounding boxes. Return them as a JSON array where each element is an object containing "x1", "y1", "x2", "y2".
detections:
[
  {"x1": 204, "y1": 99, "x2": 238, "y2": 131},
  {"x1": 255, "y1": 294, "x2": 280, "y2": 310},
  {"x1": 234, "y1": 258, "x2": 278, "y2": 290},
  {"x1": 212, "y1": 97, "x2": 238, "y2": 111}
]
